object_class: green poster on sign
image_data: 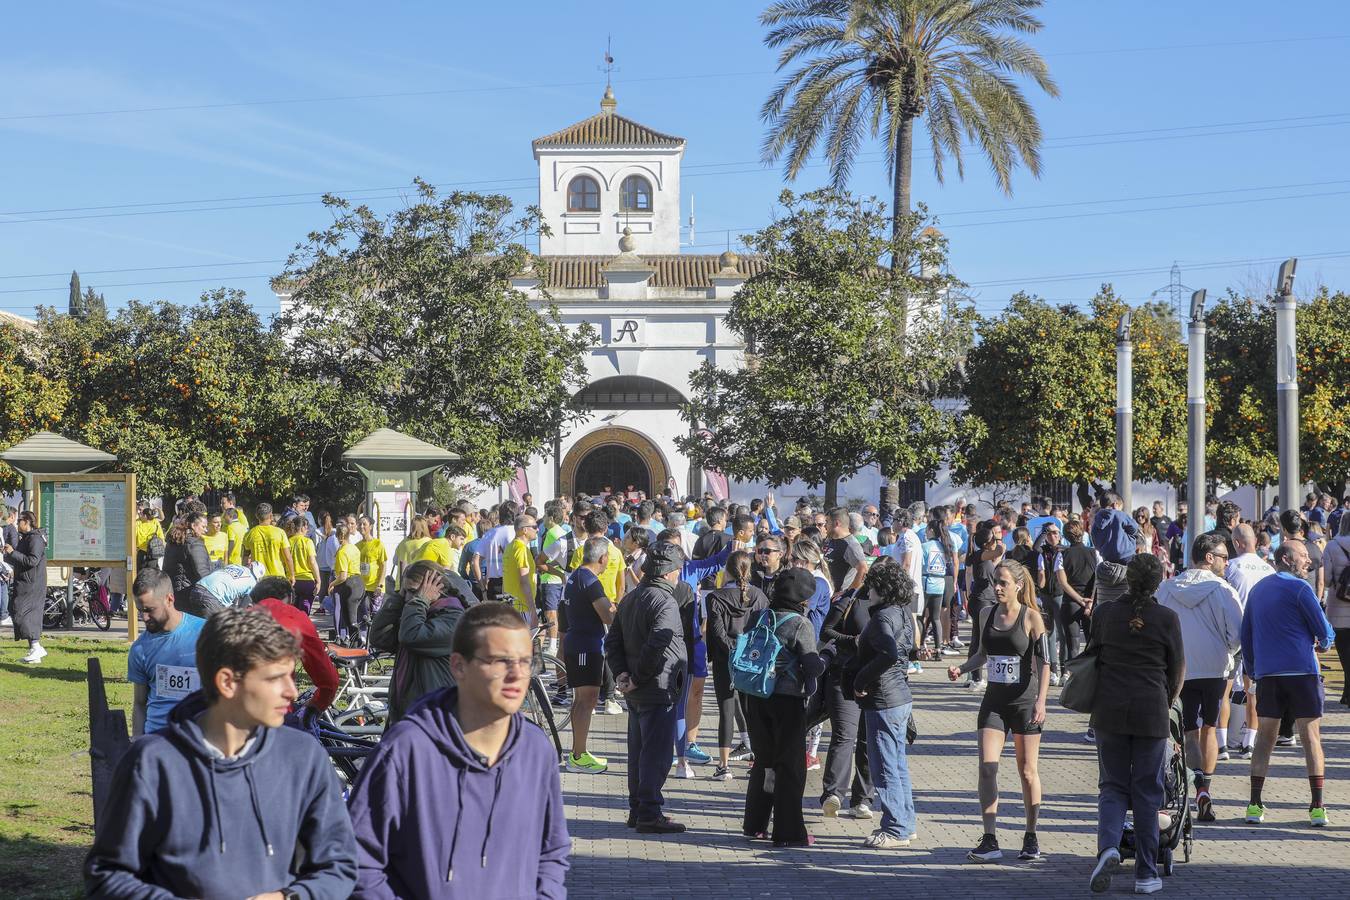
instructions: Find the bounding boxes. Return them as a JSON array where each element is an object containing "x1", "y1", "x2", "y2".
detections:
[{"x1": 39, "y1": 479, "x2": 131, "y2": 563}]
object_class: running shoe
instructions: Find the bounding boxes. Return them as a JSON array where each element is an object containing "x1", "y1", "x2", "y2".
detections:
[
  {"x1": 1083, "y1": 728, "x2": 1097, "y2": 744},
  {"x1": 907, "y1": 661, "x2": 923, "y2": 675},
  {"x1": 685, "y1": 743, "x2": 712, "y2": 764},
  {"x1": 940, "y1": 644, "x2": 961, "y2": 657},
  {"x1": 805, "y1": 752, "x2": 821, "y2": 771},
  {"x1": 1049, "y1": 672, "x2": 1062, "y2": 687},
  {"x1": 949, "y1": 636, "x2": 966, "y2": 649},
  {"x1": 968, "y1": 833, "x2": 1002, "y2": 862},
  {"x1": 1228, "y1": 744, "x2": 1252, "y2": 760},
  {"x1": 729, "y1": 741, "x2": 754, "y2": 761},
  {"x1": 822, "y1": 794, "x2": 842, "y2": 818},
  {"x1": 710, "y1": 765, "x2": 733, "y2": 781},
  {"x1": 564, "y1": 751, "x2": 608, "y2": 774},
  {"x1": 1276, "y1": 734, "x2": 1297, "y2": 747},
  {"x1": 842, "y1": 801, "x2": 874, "y2": 820},
  {"x1": 1196, "y1": 791, "x2": 1215, "y2": 822},
  {"x1": 1134, "y1": 877, "x2": 1163, "y2": 894},
  {"x1": 551, "y1": 689, "x2": 571, "y2": 708},
  {"x1": 1244, "y1": 803, "x2": 1265, "y2": 823},
  {"x1": 965, "y1": 679, "x2": 986, "y2": 694},
  {"x1": 1090, "y1": 847, "x2": 1120, "y2": 893},
  {"x1": 1019, "y1": 832, "x2": 1041, "y2": 860},
  {"x1": 863, "y1": 830, "x2": 911, "y2": 848},
  {"x1": 602, "y1": 698, "x2": 624, "y2": 715},
  {"x1": 1309, "y1": 807, "x2": 1329, "y2": 827},
  {"x1": 1217, "y1": 746, "x2": 1230, "y2": 762},
  {"x1": 676, "y1": 760, "x2": 697, "y2": 779}
]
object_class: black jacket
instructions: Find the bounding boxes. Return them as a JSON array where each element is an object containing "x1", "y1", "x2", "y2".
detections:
[
  {"x1": 1089, "y1": 599, "x2": 1186, "y2": 739},
  {"x1": 758, "y1": 604, "x2": 824, "y2": 698},
  {"x1": 705, "y1": 582, "x2": 769, "y2": 658},
  {"x1": 604, "y1": 578, "x2": 686, "y2": 708},
  {"x1": 819, "y1": 589, "x2": 871, "y2": 666},
  {"x1": 850, "y1": 603, "x2": 914, "y2": 710},
  {"x1": 162, "y1": 536, "x2": 215, "y2": 598},
  {"x1": 370, "y1": 572, "x2": 475, "y2": 722},
  {"x1": 4, "y1": 528, "x2": 46, "y2": 641}
]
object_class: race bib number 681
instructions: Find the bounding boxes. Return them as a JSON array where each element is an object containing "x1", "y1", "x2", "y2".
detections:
[{"x1": 156, "y1": 664, "x2": 199, "y2": 700}]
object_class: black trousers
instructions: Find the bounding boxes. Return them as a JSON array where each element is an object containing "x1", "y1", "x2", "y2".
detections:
[
  {"x1": 821, "y1": 668, "x2": 872, "y2": 806},
  {"x1": 709, "y1": 648, "x2": 743, "y2": 749},
  {"x1": 626, "y1": 702, "x2": 678, "y2": 822},
  {"x1": 743, "y1": 692, "x2": 809, "y2": 842},
  {"x1": 1337, "y1": 629, "x2": 1350, "y2": 706}
]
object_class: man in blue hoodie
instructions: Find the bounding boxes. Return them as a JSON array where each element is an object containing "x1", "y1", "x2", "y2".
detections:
[
  {"x1": 348, "y1": 601, "x2": 571, "y2": 898},
  {"x1": 85, "y1": 607, "x2": 357, "y2": 900}
]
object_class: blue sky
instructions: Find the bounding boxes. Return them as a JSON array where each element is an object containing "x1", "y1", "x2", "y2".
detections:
[{"x1": 2, "y1": 0, "x2": 1348, "y2": 320}]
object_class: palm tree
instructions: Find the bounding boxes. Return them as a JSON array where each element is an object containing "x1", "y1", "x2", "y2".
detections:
[{"x1": 761, "y1": 0, "x2": 1059, "y2": 242}]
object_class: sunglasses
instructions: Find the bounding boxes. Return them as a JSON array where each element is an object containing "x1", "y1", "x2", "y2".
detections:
[{"x1": 756, "y1": 547, "x2": 781, "y2": 555}]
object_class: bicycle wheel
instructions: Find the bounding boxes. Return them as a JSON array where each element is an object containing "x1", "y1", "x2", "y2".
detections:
[
  {"x1": 525, "y1": 676, "x2": 564, "y2": 759},
  {"x1": 537, "y1": 654, "x2": 572, "y2": 734},
  {"x1": 42, "y1": 589, "x2": 65, "y2": 629},
  {"x1": 89, "y1": 592, "x2": 112, "y2": 631}
]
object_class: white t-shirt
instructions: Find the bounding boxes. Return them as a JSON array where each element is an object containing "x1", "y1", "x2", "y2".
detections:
[
  {"x1": 1226, "y1": 552, "x2": 1274, "y2": 608},
  {"x1": 882, "y1": 529, "x2": 925, "y2": 599},
  {"x1": 483, "y1": 525, "x2": 516, "y2": 579}
]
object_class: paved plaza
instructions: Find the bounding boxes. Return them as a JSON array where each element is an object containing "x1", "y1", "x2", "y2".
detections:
[{"x1": 564, "y1": 673, "x2": 1350, "y2": 898}]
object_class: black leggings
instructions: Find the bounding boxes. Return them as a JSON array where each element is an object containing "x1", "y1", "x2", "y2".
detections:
[
  {"x1": 1057, "y1": 598, "x2": 1088, "y2": 663},
  {"x1": 710, "y1": 649, "x2": 744, "y2": 749}
]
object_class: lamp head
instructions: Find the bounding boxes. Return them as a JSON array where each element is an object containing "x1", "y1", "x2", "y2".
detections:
[
  {"x1": 1277, "y1": 258, "x2": 1297, "y2": 296},
  {"x1": 1189, "y1": 289, "x2": 1207, "y2": 323}
]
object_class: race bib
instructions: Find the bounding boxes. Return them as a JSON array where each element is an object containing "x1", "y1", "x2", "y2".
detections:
[
  {"x1": 987, "y1": 655, "x2": 1021, "y2": 684},
  {"x1": 155, "y1": 664, "x2": 199, "y2": 700},
  {"x1": 360, "y1": 562, "x2": 371, "y2": 576}
]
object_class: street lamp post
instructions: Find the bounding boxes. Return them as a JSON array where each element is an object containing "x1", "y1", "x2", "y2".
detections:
[
  {"x1": 1275, "y1": 258, "x2": 1299, "y2": 514},
  {"x1": 1115, "y1": 310, "x2": 1133, "y2": 512},
  {"x1": 1185, "y1": 290, "x2": 1207, "y2": 569}
]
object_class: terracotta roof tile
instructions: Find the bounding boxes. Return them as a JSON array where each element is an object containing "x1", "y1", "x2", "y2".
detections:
[
  {"x1": 539, "y1": 254, "x2": 763, "y2": 289},
  {"x1": 533, "y1": 112, "x2": 685, "y2": 149}
]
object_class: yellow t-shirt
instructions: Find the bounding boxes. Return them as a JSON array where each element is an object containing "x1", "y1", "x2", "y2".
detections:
[
  {"x1": 135, "y1": 519, "x2": 164, "y2": 552},
  {"x1": 395, "y1": 536, "x2": 431, "y2": 567},
  {"x1": 225, "y1": 521, "x2": 248, "y2": 565},
  {"x1": 232, "y1": 509, "x2": 250, "y2": 531},
  {"x1": 418, "y1": 537, "x2": 453, "y2": 566},
  {"x1": 357, "y1": 538, "x2": 389, "y2": 592},
  {"x1": 568, "y1": 539, "x2": 624, "y2": 602},
  {"x1": 290, "y1": 534, "x2": 317, "y2": 581},
  {"x1": 502, "y1": 538, "x2": 536, "y2": 613},
  {"x1": 335, "y1": 543, "x2": 361, "y2": 582},
  {"x1": 202, "y1": 531, "x2": 228, "y2": 564},
  {"x1": 242, "y1": 524, "x2": 290, "y2": 578}
]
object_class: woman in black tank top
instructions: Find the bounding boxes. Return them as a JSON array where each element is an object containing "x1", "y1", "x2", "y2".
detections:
[{"x1": 948, "y1": 560, "x2": 1050, "y2": 863}]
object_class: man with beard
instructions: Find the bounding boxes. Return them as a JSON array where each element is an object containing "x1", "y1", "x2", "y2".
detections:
[{"x1": 127, "y1": 568, "x2": 206, "y2": 736}]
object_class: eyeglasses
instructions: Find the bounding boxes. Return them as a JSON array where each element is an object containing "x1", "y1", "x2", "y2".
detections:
[
  {"x1": 472, "y1": 656, "x2": 533, "y2": 677},
  {"x1": 756, "y1": 548, "x2": 781, "y2": 556}
]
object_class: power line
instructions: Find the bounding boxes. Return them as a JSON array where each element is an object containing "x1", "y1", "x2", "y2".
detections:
[{"x1": 2, "y1": 33, "x2": 1346, "y2": 124}]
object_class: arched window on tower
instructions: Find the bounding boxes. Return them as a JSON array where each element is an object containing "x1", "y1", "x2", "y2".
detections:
[
  {"x1": 620, "y1": 175, "x2": 652, "y2": 212},
  {"x1": 567, "y1": 175, "x2": 600, "y2": 212}
]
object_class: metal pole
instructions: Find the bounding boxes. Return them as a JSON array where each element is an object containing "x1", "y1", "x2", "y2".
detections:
[
  {"x1": 1275, "y1": 258, "x2": 1299, "y2": 513},
  {"x1": 1115, "y1": 310, "x2": 1134, "y2": 512},
  {"x1": 1185, "y1": 290, "x2": 1207, "y2": 568}
]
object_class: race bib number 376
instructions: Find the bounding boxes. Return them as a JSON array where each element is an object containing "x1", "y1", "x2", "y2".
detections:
[
  {"x1": 156, "y1": 664, "x2": 199, "y2": 700},
  {"x1": 987, "y1": 655, "x2": 1021, "y2": 685}
]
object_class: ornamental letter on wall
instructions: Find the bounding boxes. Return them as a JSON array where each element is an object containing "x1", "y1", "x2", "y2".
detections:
[{"x1": 610, "y1": 317, "x2": 645, "y2": 346}]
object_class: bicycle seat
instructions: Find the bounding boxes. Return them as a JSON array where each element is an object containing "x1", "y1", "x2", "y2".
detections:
[{"x1": 327, "y1": 644, "x2": 371, "y2": 666}]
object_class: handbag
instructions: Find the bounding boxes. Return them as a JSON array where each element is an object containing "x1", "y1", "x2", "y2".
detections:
[
  {"x1": 1060, "y1": 645, "x2": 1100, "y2": 713},
  {"x1": 906, "y1": 714, "x2": 918, "y2": 745}
]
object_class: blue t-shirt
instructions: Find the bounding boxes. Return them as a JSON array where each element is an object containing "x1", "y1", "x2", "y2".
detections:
[
  {"x1": 194, "y1": 564, "x2": 257, "y2": 607},
  {"x1": 127, "y1": 614, "x2": 206, "y2": 734},
  {"x1": 563, "y1": 567, "x2": 609, "y2": 653},
  {"x1": 950, "y1": 522, "x2": 970, "y2": 559}
]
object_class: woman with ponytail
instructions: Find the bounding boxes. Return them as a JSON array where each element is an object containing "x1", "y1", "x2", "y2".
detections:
[
  {"x1": 948, "y1": 559, "x2": 1049, "y2": 863},
  {"x1": 1085, "y1": 553, "x2": 1185, "y2": 894},
  {"x1": 705, "y1": 549, "x2": 769, "y2": 779}
]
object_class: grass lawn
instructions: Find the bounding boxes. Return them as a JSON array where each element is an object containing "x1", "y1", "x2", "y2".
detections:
[{"x1": 0, "y1": 638, "x2": 132, "y2": 900}]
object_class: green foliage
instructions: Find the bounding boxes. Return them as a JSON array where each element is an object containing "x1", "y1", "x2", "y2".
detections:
[
  {"x1": 33, "y1": 289, "x2": 316, "y2": 500},
  {"x1": 678, "y1": 189, "x2": 972, "y2": 503},
  {"x1": 278, "y1": 180, "x2": 596, "y2": 485},
  {"x1": 760, "y1": 0, "x2": 1058, "y2": 211},
  {"x1": 0, "y1": 323, "x2": 70, "y2": 491},
  {"x1": 1208, "y1": 290, "x2": 1350, "y2": 495}
]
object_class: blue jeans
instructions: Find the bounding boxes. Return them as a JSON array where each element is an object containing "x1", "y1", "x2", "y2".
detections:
[
  {"x1": 0, "y1": 578, "x2": 8, "y2": 621},
  {"x1": 1095, "y1": 729, "x2": 1167, "y2": 881},
  {"x1": 864, "y1": 703, "x2": 917, "y2": 838}
]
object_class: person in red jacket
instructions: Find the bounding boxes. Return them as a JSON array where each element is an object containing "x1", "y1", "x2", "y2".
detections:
[{"x1": 249, "y1": 576, "x2": 339, "y2": 712}]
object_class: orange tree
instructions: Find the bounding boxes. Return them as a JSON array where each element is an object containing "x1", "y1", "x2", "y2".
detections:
[
  {"x1": 955, "y1": 288, "x2": 1187, "y2": 507},
  {"x1": 1208, "y1": 289, "x2": 1350, "y2": 500},
  {"x1": 0, "y1": 322, "x2": 70, "y2": 491},
  {"x1": 33, "y1": 289, "x2": 320, "y2": 504}
]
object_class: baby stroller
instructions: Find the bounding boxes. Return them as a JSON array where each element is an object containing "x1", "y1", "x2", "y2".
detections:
[{"x1": 1119, "y1": 701, "x2": 1193, "y2": 877}]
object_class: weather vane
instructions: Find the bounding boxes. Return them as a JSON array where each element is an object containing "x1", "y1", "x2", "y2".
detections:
[{"x1": 600, "y1": 36, "x2": 616, "y2": 87}]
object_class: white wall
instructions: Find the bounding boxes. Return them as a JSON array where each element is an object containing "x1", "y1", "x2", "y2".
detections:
[{"x1": 535, "y1": 148, "x2": 683, "y2": 256}]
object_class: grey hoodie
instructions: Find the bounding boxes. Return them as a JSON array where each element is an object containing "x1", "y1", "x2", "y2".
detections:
[{"x1": 1155, "y1": 568, "x2": 1244, "y2": 679}]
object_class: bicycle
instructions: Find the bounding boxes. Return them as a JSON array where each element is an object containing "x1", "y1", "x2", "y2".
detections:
[
  {"x1": 326, "y1": 643, "x2": 392, "y2": 737},
  {"x1": 42, "y1": 569, "x2": 111, "y2": 631},
  {"x1": 294, "y1": 690, "x2": 380, "y2": 791},
  {"x1": 524, "y1": 623, "x2": 570, "y2": 759}
]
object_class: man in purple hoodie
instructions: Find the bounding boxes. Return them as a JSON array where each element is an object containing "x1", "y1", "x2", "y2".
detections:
[{"x1": 348, "y1": 601, "x2": 571, "y2": 898}]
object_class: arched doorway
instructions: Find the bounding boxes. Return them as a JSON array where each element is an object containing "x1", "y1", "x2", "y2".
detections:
[
  {"x1": 574, "y1": 443, "x2": 649, "y2": 497},
  {"x1": 559, "y1": 426, "x2": 671, "y2": 499}
]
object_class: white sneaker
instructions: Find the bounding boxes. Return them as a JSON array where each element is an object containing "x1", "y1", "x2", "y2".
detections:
[
  {"x1": 19, "y1": 644, "x2": 46, "y2": 664},
  {"x1": 822, "y1": 794, "x2": 842, "y2": 818},
  {"x1": 842, "y1": 801, "x2": 874, "y2": 820},
  {"x1": 1134, "y1": 877, "x2": 1163, "y2": 894},
  {"x1": 1091, "y1": 847, "x2": 1120, "y2": 893},
  {"x1": 949, "y1": 637, "x2": 965, "y2": 649},
  {"x1": 603, "y1": 699, "x2": 624, "y2": 715},
  {"x1": 1049, "y1": 672, "x2": 1062, "y2": 687},
  {"x1": 965, "y1": 679, "x2": 986, "y2": 693},
  {"x1": 0, "y1": 616, "x2": 12, "y2": 627},
  {"x1": 676, "y1": 760, "x2": 697, "y2": 779}
]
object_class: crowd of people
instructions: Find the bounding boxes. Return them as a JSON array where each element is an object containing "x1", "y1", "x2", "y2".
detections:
[{"x1": 29, "y1": 482, "x2": 1340, "y2": 898}]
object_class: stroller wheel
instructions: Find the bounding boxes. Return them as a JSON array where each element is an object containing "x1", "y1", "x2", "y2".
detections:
[
  {"x1": 1161, "y1": 846, "x2": 1173, "y2": 876},
  {"x1": 1183, "y1": 838, "x2": 1192, "y2": 863}
]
